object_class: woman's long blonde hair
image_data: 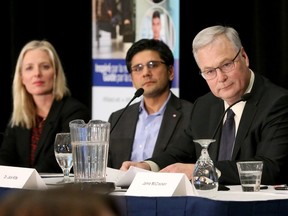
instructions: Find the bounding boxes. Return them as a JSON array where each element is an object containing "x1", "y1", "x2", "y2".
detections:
[{"x1": 10, "y1": 40, "x2": 70, "y2": 129}]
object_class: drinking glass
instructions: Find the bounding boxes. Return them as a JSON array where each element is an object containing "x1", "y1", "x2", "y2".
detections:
[
  {"x1": 193, "y1": 139, "x2": 218, "y2": 197},
  {"x1": 54, "y1": 133, "x2": 73, "y2": 183},
  {"x1": 237, "y1": 161, "x2": 263, "y2": 192}
]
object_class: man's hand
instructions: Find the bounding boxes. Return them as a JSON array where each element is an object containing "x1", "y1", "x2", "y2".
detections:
[
  {"x1": 160, "y1": 163, "x2": 195, "y2": 180},
  {"x1": 120, "y1": 161, "x2": 151, "y2": 171}
]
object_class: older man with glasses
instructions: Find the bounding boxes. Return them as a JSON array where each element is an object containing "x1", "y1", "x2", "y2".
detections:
[{"x1": 121, "y1": 25, "x2": 288, "y2": 186}]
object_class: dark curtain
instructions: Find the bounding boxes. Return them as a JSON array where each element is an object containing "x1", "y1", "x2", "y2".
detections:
[
  {"x1": 2, "y1": 1, "x2": 288, "y2": 134},
  {"x1": 2, "y1": 1, "x2": 92, "y2": 134}
]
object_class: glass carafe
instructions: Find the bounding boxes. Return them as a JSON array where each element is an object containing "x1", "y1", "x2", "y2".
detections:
[{"x1": 69, "y1": 119, "x2": 110, "y2": 183}]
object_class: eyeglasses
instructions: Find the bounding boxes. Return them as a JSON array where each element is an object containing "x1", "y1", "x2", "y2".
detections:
[
  {"x1": 200, "y1": 48, "x2": 241, "y2": 80},
  {"x1": 131, "y1": 60, "x2": 166, "y2": 73}
]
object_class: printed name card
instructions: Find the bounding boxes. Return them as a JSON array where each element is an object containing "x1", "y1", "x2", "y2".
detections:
[
  {"x1": 126, "y1": 172, "x2": 199, "y2": 197},
  {"x1": 106, "y1": 166, "x2": 150, "y2": 187},
  {"x1": 0, "y1": 165, "x2": 47, "y2": 189}
]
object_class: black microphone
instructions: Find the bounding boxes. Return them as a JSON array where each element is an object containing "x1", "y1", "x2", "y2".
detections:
[
  {"x1": 211, "y1": 93, "x2": 251, "y2": 139},
  {"x1": 110, "y1": 88, "x2": 144, "y2": 134}
]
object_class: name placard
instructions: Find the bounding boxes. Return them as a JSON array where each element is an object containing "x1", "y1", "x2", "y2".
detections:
[
  {"x1": 126, "y1": 172, "x2": 199, "y2": 197},
  {"x1": 0, "y1": 165, "x2": 47, "y2": 189}
]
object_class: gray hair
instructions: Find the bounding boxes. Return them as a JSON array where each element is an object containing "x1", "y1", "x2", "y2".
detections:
[{"x1": 192, "y1": 25, "x2": 242, "y2": 63}]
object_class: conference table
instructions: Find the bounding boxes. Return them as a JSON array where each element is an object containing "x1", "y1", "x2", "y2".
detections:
[
  {"x1": 113, "y1": 186, "x2": 288, "y2": 216},
  {"x1": 3, "y1": 176, "x2": 284, "y2": 216}
]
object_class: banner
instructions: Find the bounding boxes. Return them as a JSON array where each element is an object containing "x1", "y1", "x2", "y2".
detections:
[{"x1": 92, "y1": 0, "x2": 179, "y2": 120}]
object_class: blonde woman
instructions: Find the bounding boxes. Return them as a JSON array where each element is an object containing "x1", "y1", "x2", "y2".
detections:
[{"x1": 0, "y1": 40, "x2": 90, "y2": 173}]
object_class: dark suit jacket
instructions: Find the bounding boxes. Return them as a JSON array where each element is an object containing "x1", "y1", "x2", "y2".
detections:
[
  {"x1": 0, "y1": 96, "x2": 91, "y2": 173},
  {"x1": 108, "y1": 92, "x2": 194, "y2": 169},
  {"x1": 151, "y1": 74, "x2": 288, "y2": 185}
]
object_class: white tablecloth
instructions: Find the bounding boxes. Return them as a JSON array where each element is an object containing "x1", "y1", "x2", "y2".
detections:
[{"x1": 41, "y1": 174, "x2": 288, "y2": 201}]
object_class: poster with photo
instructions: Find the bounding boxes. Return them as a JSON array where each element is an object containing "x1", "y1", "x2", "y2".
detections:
[{"x1": 92, "y1": 0, "x2": 179, "y2": 120}]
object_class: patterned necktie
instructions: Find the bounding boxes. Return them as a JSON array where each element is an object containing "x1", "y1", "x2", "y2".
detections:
[{"x1": 218, "y1": 109, "x2": 235, "y2": 161}]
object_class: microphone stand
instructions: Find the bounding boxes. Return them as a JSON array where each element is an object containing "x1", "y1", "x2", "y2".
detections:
[
  {"x1": 110, "y1": 88, "x2": 144, "y2": 134},
  {"x1": 211, "y1": 93, "x2": 251, "y2": 139}
]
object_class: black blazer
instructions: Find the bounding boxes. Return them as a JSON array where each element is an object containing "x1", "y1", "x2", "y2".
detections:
[
  {"x1": 151, "y1": 74, "x2": 288, "y2": 185},
  {"x1": 0, "y1": 96, "x2": 91, "y2": 173},
  {"x1": 108, "y1": 93, "x2": 194, "y2": 169}
]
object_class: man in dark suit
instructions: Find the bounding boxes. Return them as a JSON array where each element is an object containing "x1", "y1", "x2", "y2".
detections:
[
  {"x1": 108, "y1": 39, "x2": 193, "y2": 169},
  {"x1": 121, "y1": 25, "x2": 288, "y2": 185}
]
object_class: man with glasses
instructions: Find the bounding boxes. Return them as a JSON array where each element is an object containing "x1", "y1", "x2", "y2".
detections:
[
  {"x1": 108, "y1": 39, "x2": 193, "y2": 169},
  {"x1": 121, "y1": 25, "x2": 288, "y2": 186}
]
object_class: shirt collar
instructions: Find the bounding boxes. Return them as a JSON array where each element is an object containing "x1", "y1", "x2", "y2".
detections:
[
  {"x1": 139, "y1": 92, "x2": 171, "y2": 116},
  {"x1": 224, "y1": 70, "x2": 255, "y2": 117}
]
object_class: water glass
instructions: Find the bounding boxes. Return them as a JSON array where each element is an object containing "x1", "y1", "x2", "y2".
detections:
[
  {"x1": 193, "y1": 139, "x2": 218, "y2": 198},
  {"x1": 237, "y1": 161, "x2": 263, "y2": 192},
  {"x1": 54, "y1": 133, "x2": 73, "y2": 183}
]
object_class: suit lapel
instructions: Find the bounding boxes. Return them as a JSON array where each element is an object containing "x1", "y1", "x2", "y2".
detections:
[
  {"x1": 209, "y1": 101, "x2": 224, "y2": 161},
  {"x1": 232, "y1": 104, "x2": 257, "y2": 159},
  {"x1": 120, "y1": 104, "x2": 140, "y2": 153},
  {"x1": 33, "y1": 99, "x2": 63, "y2": 162},
  {"x1": 232, "y1": 74, "x2": 263, "y2": 159},
  {"x1": 153, "y1": 94, "x2": 181, "y2": 155},
  {"x1": 19, "y1": 129, "x2": 32, "y2": 166}
]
